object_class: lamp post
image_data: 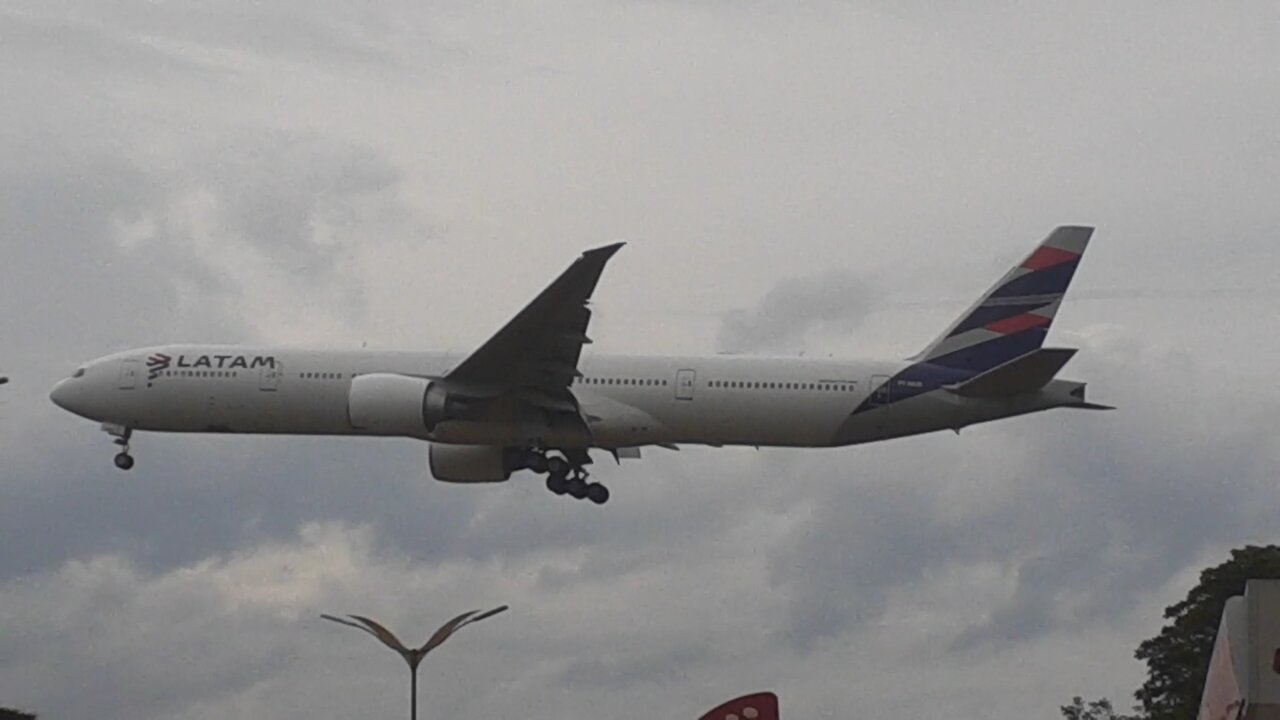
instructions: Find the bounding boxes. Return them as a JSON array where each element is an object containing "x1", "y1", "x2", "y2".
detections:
[{"x1": 321, "y1": 605, "x2": 508, "y2": 720}]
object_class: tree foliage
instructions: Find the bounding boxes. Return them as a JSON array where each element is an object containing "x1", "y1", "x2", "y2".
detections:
[
  {"x1": 1061, "y1": 696, "x2": 1136, "y2": 720},
  {"x1": 1133, "y1": 545, "x2": 1280, "y2": 720}
]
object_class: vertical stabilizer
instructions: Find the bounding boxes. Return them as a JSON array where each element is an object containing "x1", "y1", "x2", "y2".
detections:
[{"x1": 913, "y1": 225, "x2": 1093, "y2": 373}]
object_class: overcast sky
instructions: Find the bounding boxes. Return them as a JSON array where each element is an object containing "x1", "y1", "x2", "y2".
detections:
[{"x1": 3, "y1": 2, "x2": 1280, "y2": 719}]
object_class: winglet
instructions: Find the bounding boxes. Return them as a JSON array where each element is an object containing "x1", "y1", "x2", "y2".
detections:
[
  {"x1": 447, "y1": 241, "x2": 625, "y2": 388},
  {"x1": 583, "y1": 241, "x2": 625, "y2": 261}
]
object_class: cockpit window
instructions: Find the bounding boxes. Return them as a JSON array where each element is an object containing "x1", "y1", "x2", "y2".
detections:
[{"x1": 73, "y1": 368, "x2": 86, "y2": 378}]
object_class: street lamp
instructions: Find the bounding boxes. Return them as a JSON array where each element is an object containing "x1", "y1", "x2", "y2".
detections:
[{"x1": 321, "y1": 605, "x2": 508, "y2": 720}]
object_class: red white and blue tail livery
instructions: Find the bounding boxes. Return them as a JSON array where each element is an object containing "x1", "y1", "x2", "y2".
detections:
[{"x1": 915, "y1": 225, "x2": 1092, "y2": 372}]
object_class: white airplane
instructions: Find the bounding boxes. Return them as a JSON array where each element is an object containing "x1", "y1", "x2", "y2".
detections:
[{"x1": 51, "y1": 226, "x2": 1110, "y2": 505}]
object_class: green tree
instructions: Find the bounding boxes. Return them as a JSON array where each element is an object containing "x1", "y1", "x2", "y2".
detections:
[
  {"x1": 1133, "y1": 544, "x2": 1280, "y2": 720},
  {"x1": 1061, "y1": 696, "x2": 1136, "y2": 720}
]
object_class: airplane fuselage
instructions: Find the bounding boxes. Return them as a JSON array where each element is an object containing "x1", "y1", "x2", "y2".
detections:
[
  {"x1": 48, "y1": 226, "x2": 1107, "y2": 501},
  {"x1": 51, "y1": 344, "x2": 1086, "y2": 450}
]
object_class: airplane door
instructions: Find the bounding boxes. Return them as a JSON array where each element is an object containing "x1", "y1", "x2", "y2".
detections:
[
  {"x1": 869, "y1": 374, "x2": 891, "y2": 406},
  {"x1": 117, "y1": 359, "x2": 139, "y2": 389},
  {"x1": 675, "y1": 369, "x2": 695, "y2": 401},
  {"x1": 259, "y1": 363, "x2": 282, "y2": 391}
]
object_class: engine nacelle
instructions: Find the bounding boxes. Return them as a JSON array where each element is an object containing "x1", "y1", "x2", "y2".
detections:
[
  {"x1": 347, "y1": 373, "x2": 433, "y2": 437},
  {"x1": 428, "y1": 443, "x2": 516, "y2": 483},
  {"x1": 348, "y1": 373, "x2": 473, "y2": 436}
]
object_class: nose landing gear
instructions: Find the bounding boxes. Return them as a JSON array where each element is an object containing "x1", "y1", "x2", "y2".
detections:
[
  {"x1": 103, "y1": 423, "x2": 135, "y2": 471},
  {"x1": 532, "y1": 451, "x2": 609, "y2": 505}
]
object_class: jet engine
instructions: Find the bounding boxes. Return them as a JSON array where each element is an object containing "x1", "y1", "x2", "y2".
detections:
[
  {"x1": 428, "y1": 443, "x2": 517, "y2": 483},
  {"x1": 347, "y1": 373, "x2": 467, "y2": 437}
]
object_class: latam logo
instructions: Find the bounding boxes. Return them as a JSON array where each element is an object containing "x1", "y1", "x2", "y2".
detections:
[{"x1": 146, "y1": 353, "x2": 276, "y2": 381}]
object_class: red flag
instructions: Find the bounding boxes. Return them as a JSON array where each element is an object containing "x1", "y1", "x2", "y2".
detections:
[{"x1": 698, "y1": 692, "x2": 779, "y2": 720}]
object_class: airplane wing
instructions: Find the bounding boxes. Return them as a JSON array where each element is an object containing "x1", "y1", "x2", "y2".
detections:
[{"x1": 446, "y1": 243, "x2": 623, "y2": 404}]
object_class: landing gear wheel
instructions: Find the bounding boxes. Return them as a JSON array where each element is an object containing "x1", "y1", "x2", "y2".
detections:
[
  {"x1": 586, "y1": 483, "x2": 610, "y2": 505},
  {"x1": 546, "y1": 473, "x2": 569, "y2": 495},
  {"x1": 527, "y1": 453, "x2": 549, "y2": 474},
  {"x1": 103, "y1": 425, "x2": 135, "y2": 470},
  {"x1": 567, "y1": 478, "x2": 588, "y2": 500},
  {"x1": 546, "y1": 456, "x2": 570, "y2": 477}
]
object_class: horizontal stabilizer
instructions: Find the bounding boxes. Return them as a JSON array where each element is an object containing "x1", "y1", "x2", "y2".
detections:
[
  {"x1": 949, "y1": 347, "x2": 1077, "y2": 398},
  {"x1": 1074, "y1": 401, "x2": 1116, "y2": 411}
]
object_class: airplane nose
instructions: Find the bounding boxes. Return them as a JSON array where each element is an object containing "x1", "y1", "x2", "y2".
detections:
[{"x1": 50, "y1": 378, "x2": 73, "y2": 411}]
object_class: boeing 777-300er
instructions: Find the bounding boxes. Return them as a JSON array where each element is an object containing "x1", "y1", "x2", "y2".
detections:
[{"x1": 51, "y1": 226, "x2": 1111, "y2": 505}]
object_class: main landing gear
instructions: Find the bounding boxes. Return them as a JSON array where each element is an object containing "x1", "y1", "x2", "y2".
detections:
[
  {"x1": 104, "y1": 423, "x2": 135, "y2": 471},
  {"x1": 527, "y1": 452, "x2": 609, "y2": 505}
]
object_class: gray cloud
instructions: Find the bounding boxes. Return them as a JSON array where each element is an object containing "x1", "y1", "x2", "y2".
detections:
[
  {"x1": 4, "y1": 2, "x2": 1280, "y2": 720},
  {"x1": 718, "y1": 271, "x2": 874, "y2": 354},
  {"x1": 768, "y1": 336, "x2": 1280, "y2": 653}
]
